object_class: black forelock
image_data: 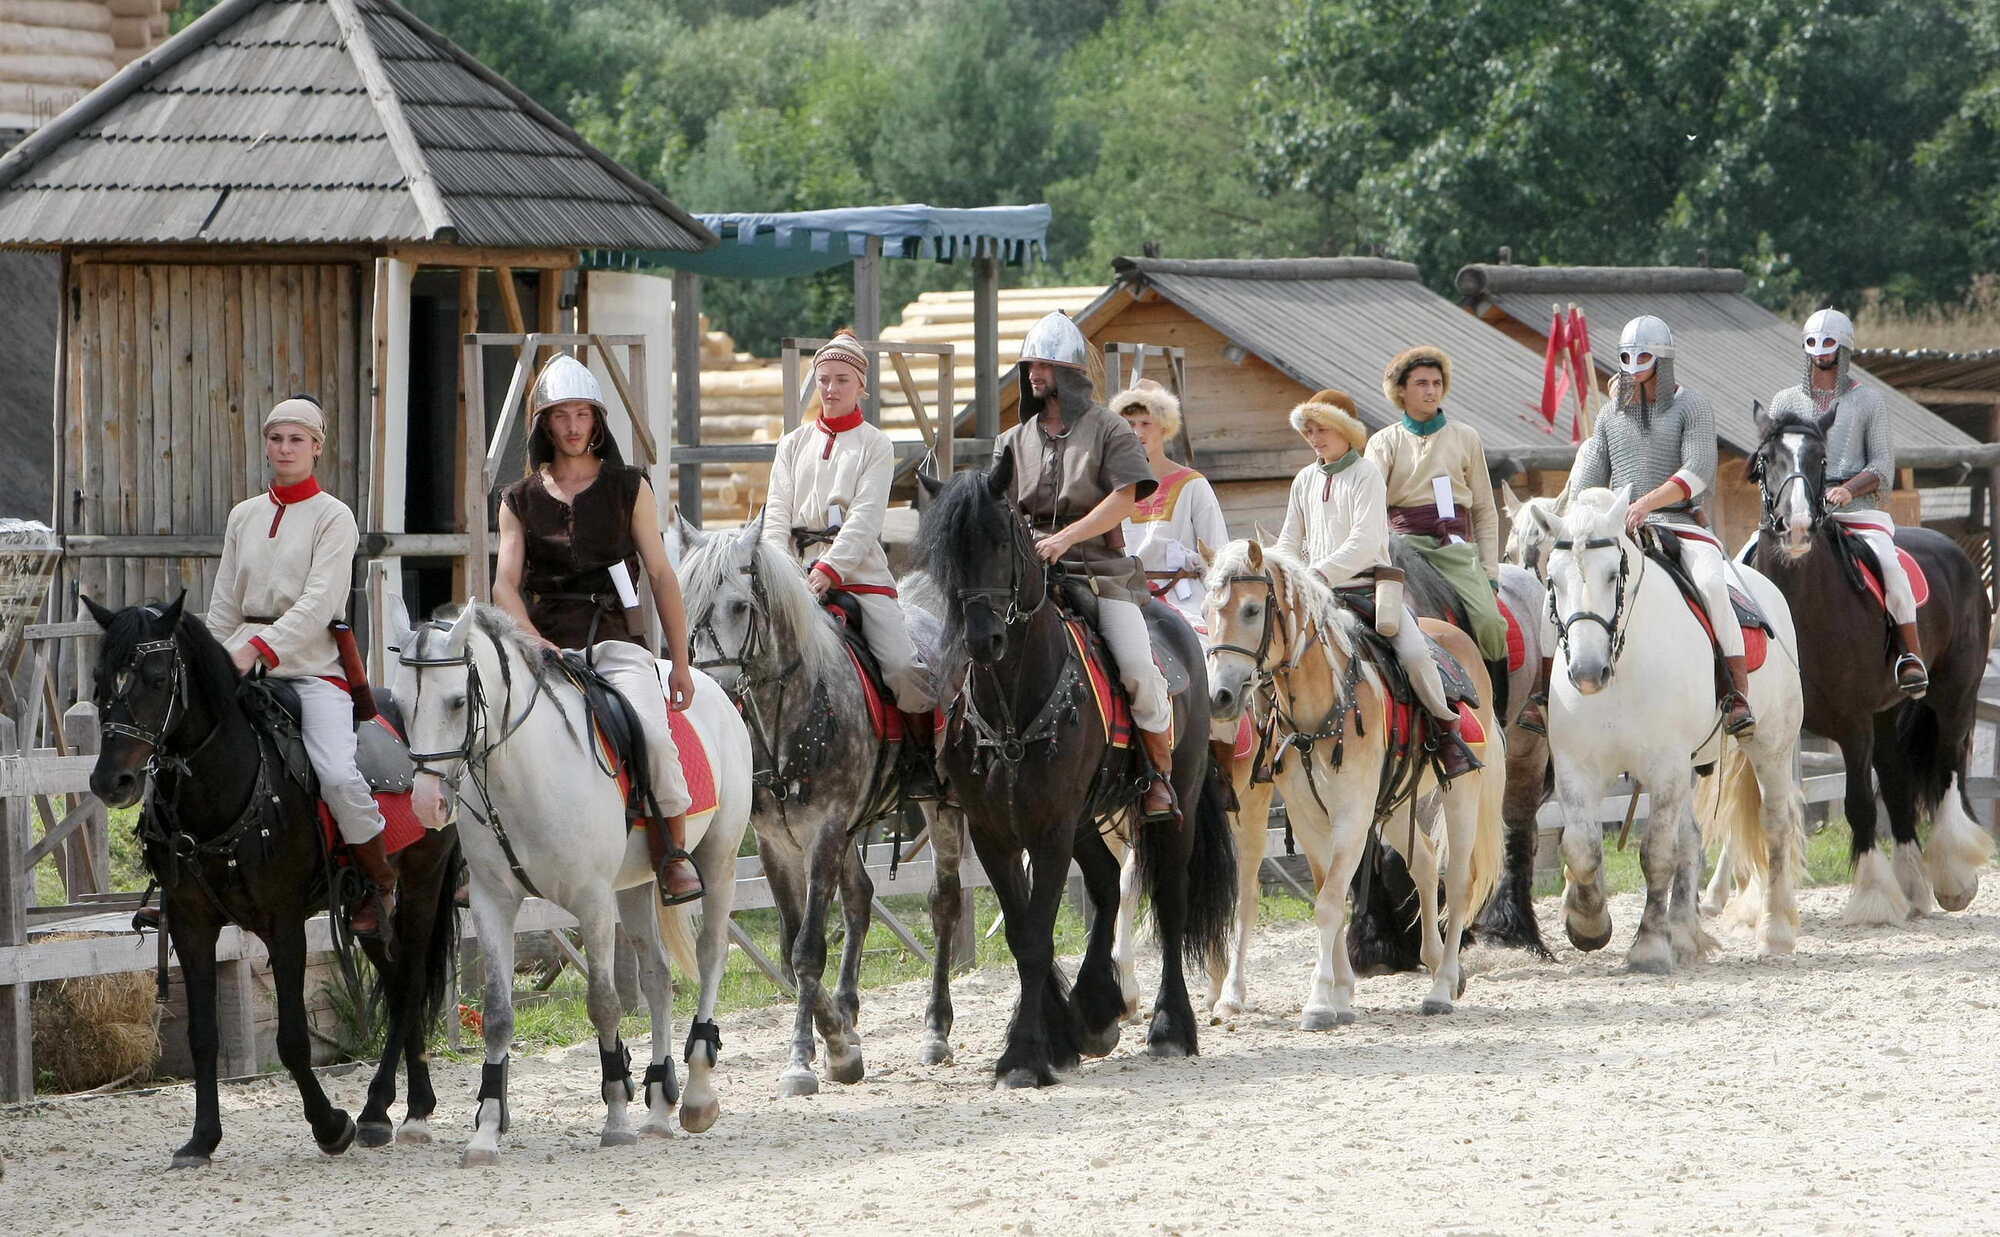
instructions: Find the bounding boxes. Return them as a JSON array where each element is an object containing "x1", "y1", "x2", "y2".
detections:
[
  {"x1": 95, "y1": 602, "x2": 236, "y2": 708},
  {"x1": 920, "y1": 466, "x2": 1017, "y2": 634}
]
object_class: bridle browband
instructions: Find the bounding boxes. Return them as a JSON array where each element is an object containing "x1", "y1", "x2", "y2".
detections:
[{"x1": 1546, "y1": 531, "x2": 1642, "y2": 677}]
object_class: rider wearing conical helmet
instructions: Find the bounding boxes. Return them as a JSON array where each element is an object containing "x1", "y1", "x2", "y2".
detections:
[
  {"x1": 208, "y1": 396, "x2": 397, "y2": 938},
  {"x1": 494, "y1": 354, "x2": 702, "y2": 904},
  {"x1": 1529, "y1": 315, "x2": 1755, "y2": 738},
  {"x1": 995, "y1": 311, "x2": 1179, "y2": 822},
  {"x1": 1767, "y1": 308, "x2": 1926, "y2": 695},
  {"x1": 761, "y1": 330, "x2": 939, "y2": 790}
]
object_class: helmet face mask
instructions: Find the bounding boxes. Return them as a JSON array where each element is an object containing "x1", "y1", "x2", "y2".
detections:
[
  {"x1": 1802, "y1": 307, "x2": 1854, "y2": 360},
  {"x1": 1617, "y1": 315, "x2": 1674, "y2": 377}
]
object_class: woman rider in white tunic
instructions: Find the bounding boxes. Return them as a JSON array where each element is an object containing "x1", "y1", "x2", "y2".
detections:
[
  {"x1": 1112, "y1": 379, "x2": 1228, "y2": 627},
  {"x1": 207, "y1": 397, "x2": 397, "y2": 937}
]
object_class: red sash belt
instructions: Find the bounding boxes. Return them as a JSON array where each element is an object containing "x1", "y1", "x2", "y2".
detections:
[{"x1": 1388, "y1": 503, "x2": 1468, "y2": 540}]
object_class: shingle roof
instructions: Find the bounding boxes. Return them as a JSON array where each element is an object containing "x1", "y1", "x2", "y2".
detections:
[
  {"x1": 1103, "y1": 256, "x2": 1573, "y2": 452},
  {"x1": 1851, "y1": 348, "x2": 2000, "y2": 405},
  {"x1": 0, "y1": 0, "x2": 713, "y2": 251},
  {"x1": 1456, "y1": 265, "x2": 1975, "y2": 453}
]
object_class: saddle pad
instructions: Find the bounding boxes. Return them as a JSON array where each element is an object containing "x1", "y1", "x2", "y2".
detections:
[
  {"x1": 319, "y1": 714, "x2": 427, "y2": 856},
  {"x1": 1497, "y1": 596, "x2": 1526, "y2": 673},
  {"x1": 1382, "y1": 699, "x2": 1485, "y2": 756},
  {"x1": 1232, "y1": 712, "x2": 1255, "y2": 761},
  {"x1": 667, "y1": 709, "x2": 719, "y2": 819},
  {"x1": 1856, "y1": 545, "x2": 1931, "y2": 610},
  {"x1": 842, "y1": 643, "x2": 905, "y2": 743},
  {"x1": 1063, "y1": 618, "x2": 1134, "y2": 749},
  {"x1": 1677, "y1": 591, "x2": 1771, "y2": 674}
]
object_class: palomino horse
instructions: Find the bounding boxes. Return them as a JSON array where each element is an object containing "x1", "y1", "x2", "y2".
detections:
[
  {"x1": 1528, "y1": 489, "x2": 1806, "y2": 968},
  {"x1": 85, "y1": 596, "x2": 460, "y2": 1167},
  {"x1": 1734, "y1": 403, "x2": 1993, "y2": 923},
  {"x1": 394, "y1": 605, "x2": 751, "y2": 1164},
  {"x1": 1204, "y1": 540, "x2": 1505, "y2": 1023},
  {"x1": 671, "y1": 515, "x2": 969, "y2": 1094},
  {"x1": 920, "y1": 458, "x2": 1235, "y2": 1086}
]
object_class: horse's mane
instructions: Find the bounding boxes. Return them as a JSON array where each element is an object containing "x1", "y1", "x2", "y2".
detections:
[
  {"x1": 1564, "y1": 486, "x2": 1623, "y2": 532},
  {"x1": 1204, "y1": 540, "x2": 1357, "y2": 663},
  {"x1": 679, "y1": 524, "x2": 845, "y2": 685},
  {"x1": 919, "y1": 467, "x2": 1016, "y2": 644}
]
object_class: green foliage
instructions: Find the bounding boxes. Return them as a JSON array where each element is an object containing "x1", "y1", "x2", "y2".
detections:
[{"x1": 1256, "y1": 0, "x2": 2000, "y2": 308}]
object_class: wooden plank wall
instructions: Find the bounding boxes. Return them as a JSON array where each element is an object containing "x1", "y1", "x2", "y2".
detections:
[
  {"x1": 1094, "y1": 300, "x2": 1310, "y2": 458},
  {"x1": 63, "y1": 263, "x2": 363, "y2": 617}
]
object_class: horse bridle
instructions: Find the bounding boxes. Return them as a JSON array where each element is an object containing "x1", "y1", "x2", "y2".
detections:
[
  {"x1": 1546, "y1": 533, "x2": 1642, "y2": 673},
  {"x1": 1752, "y1": 417, "x2": 1830, "y2": 536},
  {"x1": 958, "y1": 507, "x2": 1048, "y2": 638},
  {"x1": 99, "y1": 635, "x2": 187, "y2": 755}
]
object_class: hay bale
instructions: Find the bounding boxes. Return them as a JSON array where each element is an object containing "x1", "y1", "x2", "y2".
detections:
[{"x1": 30, "y1": 932, "x2": 160, "y2": 1092}]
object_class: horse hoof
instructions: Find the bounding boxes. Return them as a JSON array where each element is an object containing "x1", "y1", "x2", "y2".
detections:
[
  {"x1": 395, "y1": 1121, "x2": 433, "y2": 1146},
  {"x1": 777, "y1": 1069, "x2": 820, "y2": 1098},
  {"x1": 1299, "y1": 1008, "x2": 1355, "y2": 1032},
  {"x1": 1080, "y1": 1023, "x2": 1121, "y2": 1058},
  {"x1": 998, "y1": 1068, "x2": 1046, "y2": 1090},
  {"x1": 319, "y1": 1114, "x2": 358, "y2": 1157},
  {"x1": 356, "y1": 1120, "x2": 394, "y2": 1149},
  {"x1": 1935, "y1": 888, "x2": 1975, "y2": 913},
  {"x1": 1624, "y1": 947, "x2": 1674, "y2": 976},
  {"x1": 639, "y1": 1122, "x2": 674, "y2": 1141},
  {"x1": 1145, "y1": 1037, "x2": 1191, "y2": 1059},
  {"x1": 918, "y1": 1037, "x2": 954, "y2": 1066},
  {"x1": 1211, "y1": 1000, "x2": 1245, "y2": 1023},
  {"x1": 169, "y1": 1153, "x2": 212, "y2": 1170},
  {"x1": 827, "y1": 1055, "x2": 865, "y2": 1086},
  {"x1": 1565, "y1": 921, "x2": 1613, "y2": 952},
  {"x1": 460, "y1": 1147, "x2": 500, "y2": 1169},
  {"x1": 1420, "y1": 997, "x2": 1454, "y2": 1016},
  {"x1": 600, "y1": 1129, "x2": 639, "y2": 1148},
  {"x1": 679, "y1": 1100, "x2": 720, "y2": 1134}
]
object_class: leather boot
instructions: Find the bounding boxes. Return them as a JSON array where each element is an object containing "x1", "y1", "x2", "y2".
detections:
[
  {"x1": 1484, "y1": 657, "x2": 1511, "y2": 724},
  {"x1": 1426, "y1": 711, "x2": 1484, "y2": 782},
  {"x1": 1894, "y1": 623, "x2": 1929, "y2": 697},
  {"x1": 898, "y1": 710, "x2": 944, "y2": 799},
  {"x1": 646, "y1": 815, "x2": 703, "y2": 906},
  {"x1": 1720, "y1": 655, "x2": 1757, "y2": 738},
  {"x1": 348, "y1": 833, "x2": 399, "y2": 941},
  {"x1": 1138, "y1": 727, "x2": 1179, "y2": 823},
  {"x1": 1516, "y1": 657, "x2": 1555, "y2": 736}
]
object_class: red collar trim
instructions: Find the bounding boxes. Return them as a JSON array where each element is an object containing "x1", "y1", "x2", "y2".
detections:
[
  {"x1": 269, "y1": 477, "x2": 322, "y2": 505},
  {"x1": 818, "y1": 407, "x2": 864, "y2": 435}
]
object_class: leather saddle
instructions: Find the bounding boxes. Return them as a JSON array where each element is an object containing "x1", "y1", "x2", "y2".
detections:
[
  {"x1": 822, "y1": 590, "x2": 908, "y2": 743},
  {"x1": 1645, "y1": 529, "x2": 1772, "y2": 639},
  {"x1": 547, "y1": 651, "x2": 658, "y2": 822},
  {"x1": 242, "y1": 679, "x2": 415, "y2": 796},
  {"x1": 1051, "y1": 572, "x2": 1194, "y2": 698},
  {"x1": 1332, "y1": 585, "x2": 1481, "y2": 712}
]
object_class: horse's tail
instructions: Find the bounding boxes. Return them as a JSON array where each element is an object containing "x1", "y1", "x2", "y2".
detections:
[
  {"x1": 1463, "y1": 728, "x2": 1506, "y2": 919},
  {"x1": 1895, "y1": 700, "x2": 1962, "y2": 821},
  {"x1": 1154, "y1": 762, "x2": 1237, "y2": 969},
  {"x1": 656, "y1": 899, "x2": 700, "y2": 982},
  {"x1": 1699, "y1": 742, "x2": 1783, "y2": 904}
]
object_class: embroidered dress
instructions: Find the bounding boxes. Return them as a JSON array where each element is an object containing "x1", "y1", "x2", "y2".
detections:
[{"x1": 1122, "y1": 463, "x2": 1228, "y2": 621}]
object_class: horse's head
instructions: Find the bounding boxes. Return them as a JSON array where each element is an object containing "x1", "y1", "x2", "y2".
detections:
[
  {"x1": 1201, "y1": 539, "x2": 1293, "y2": 721},
  {"x1": 918, "y1": 453, "x2": 1042, "y2": 665},
  {"x1": 677, "y1": 514, "x2": 772, "y2": 695},
  {"x1": 1546, "y1": 487, "x2": 1637, "y2": 693},
  {"x1": 84, "y1": 592, "x2": 194, "y2": 808},
  {"x1": 1504, "y1": 489, "x2": 1564, "y2": 580},
  {"x1": 393, "y1": 603, "x2": 492, "y2": 828},
  {"x1": 1750, "y1": 399, "x2": 1831, "y2": 558}
]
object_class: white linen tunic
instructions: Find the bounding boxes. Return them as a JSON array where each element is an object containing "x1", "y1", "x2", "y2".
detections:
[{"x1": 1122, "y1": 465, "x2": 1229, "y2": 623}]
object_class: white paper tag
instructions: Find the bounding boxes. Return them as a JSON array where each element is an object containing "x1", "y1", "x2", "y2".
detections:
[
  {"x1": 1431, "y1": 476, "x2": 1465, "y2": 544},
  {"x1": 606, "y1": 560, "x2": 641, "y2": 610},
  {"x1": 827, "y1": 502, "x2": 845, "y2": 528}
]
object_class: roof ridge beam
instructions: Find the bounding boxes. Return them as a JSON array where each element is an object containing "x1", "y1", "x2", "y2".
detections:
[{"x1": 327, "y1": 0, "x2": 456, "y2": 243}]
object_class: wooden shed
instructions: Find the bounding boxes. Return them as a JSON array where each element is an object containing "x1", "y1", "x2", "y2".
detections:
[{"x1": 0, "y1": 0, "x2": 712, "y2": 656}]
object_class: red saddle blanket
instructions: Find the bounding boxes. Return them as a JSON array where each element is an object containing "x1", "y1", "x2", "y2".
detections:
[
  {"x1": 586, "y1": 702, "x2": 720, "y2": 821},
  {"x1": 318, "y1": 715, "x2": 428, "y2": 857},
  {"x1": 1678, "y1": 590, "x2": 1770, "y2": 673},
  {"x1": 1385, "y1": 699, "x2": 1487, "y2": 755},
  {"x1": 1845, "y1": 535, "x2": 1930, "y2": 611},
  {"x1": 1497, "y1": 596, "x2": 1526, "y2": 673},
  {"x1": 1063, "y1": 618, "x2": 1134, "y2": 749}
]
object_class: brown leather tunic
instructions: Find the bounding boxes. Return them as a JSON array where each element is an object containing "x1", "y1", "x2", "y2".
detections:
[{"x1": 502, "y1": 464, "x2": 647, "y2": 649}]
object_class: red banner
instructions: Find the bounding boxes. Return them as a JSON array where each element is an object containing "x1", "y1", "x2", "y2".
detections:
[
  {"x1": 1567, "y1": 306, "x2": 1595, "y2": 442},
  {"x1": 1538, "y1": 306, "x2": 1570, "y2": 428}
]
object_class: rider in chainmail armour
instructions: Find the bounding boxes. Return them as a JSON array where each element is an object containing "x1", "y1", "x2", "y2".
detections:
[{"x1": 1766, "y1": 308, "x2": 1926, "y2": 693}]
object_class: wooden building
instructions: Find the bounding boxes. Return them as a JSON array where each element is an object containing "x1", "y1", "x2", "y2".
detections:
[{"x1": 0, "y1": 0, "x2": 711, "y2": 647}]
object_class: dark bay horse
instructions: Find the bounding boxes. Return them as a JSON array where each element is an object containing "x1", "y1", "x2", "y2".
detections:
[
  {"x1": 1345, "y1": 540, "x2": 1554, "y2": 973},
  {"x1": 85, "y1": 596, "x2": 459, "y2": 1167},
  {"x1": 919, "y1": 457, "x2": 1234, "y2": 1086},
  {"x1": 1744, "y1": 403, "x2": 1993, "y2": 922}
]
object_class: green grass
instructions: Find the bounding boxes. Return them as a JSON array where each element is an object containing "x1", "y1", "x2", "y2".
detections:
[{"x1": 1531, "y1": 817, "x2": 1858, "y2": 899}]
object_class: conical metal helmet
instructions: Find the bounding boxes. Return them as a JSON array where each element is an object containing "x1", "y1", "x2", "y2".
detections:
[
  {"x1": 1802, "y1": 307, "x2": 1855, "y2": 357},
  {"x1": 1017, "y1": 311, "x2": 1089, "y2": 370},
  {"x1": 1617, "y1": 315, "x2": 1674, "y2": 374},
  {"x1": 529, "y1": 354, "x2": 607, "y2": 417}
]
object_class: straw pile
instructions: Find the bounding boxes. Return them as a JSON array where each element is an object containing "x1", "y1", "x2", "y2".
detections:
[{"x1": 30, "y1": 933, "x2": 159, "y2": 1093}]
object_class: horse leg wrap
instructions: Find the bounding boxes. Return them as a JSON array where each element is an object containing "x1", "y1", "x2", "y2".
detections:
[
  {"x1": 684, "y1": 1019, "x2": 723, "y2": 1065},
  {"x1": 475, "y1": 1057, "x2": 509, "y2": 1133},
  {"x1": 600, "y1": 1040, "x2": 635, "y2": 1103},
  {"x1": 643, "y1": 1060, "x2": 680, "y2": 1107}
]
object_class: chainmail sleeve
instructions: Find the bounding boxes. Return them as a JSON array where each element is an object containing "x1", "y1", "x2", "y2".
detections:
[
  {"x1": 1675, "y1": 388, "x2": 1718, "y2": 499},
  {"x1": 1860, "y1": 389, "x2": 1894, "y2": 489},
  {"x1": 1564, "y1": 413, "x2": 1612, "y2": 501}
]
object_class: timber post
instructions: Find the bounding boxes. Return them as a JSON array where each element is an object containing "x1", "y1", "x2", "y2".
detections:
[
  {"x1": 0, "y1": 714, "x2": 31, "y2": 1100},
  {"x1": 672, "y1": 271, "x2": 703, "y2": 523}
]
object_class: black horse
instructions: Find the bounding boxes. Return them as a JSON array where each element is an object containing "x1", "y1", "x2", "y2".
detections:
[
  {"x1": 1745, "y1": 403, "x2": 1993, "y2": 920},
  {"x1": 920, "y1": 457, "x2": 1234, "y2": 1086},
  {"x1": 84, "y1": 595, "x2": 459, "y2": 1167},
  {"x1": 1345, "y1": 540, "x2": 1554, "y2": 975}
]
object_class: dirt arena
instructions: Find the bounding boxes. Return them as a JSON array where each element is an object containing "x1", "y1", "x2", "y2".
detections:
[{"x1": 4, "y1": 876, "x2": 1997, "y2": 1235}]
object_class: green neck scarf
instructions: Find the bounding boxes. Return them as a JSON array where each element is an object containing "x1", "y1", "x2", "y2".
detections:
[
  {"x1": 1402, "y1": 409, "x2": 1447, "y2": 437},
  {"x1": 1317, "y1": 449, "x2": 1360, "y2": 476}
]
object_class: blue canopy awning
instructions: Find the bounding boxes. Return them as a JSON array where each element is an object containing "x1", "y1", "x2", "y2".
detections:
[{"x1": 585, "y1": 203, "x2": 1050, "y2": 279}]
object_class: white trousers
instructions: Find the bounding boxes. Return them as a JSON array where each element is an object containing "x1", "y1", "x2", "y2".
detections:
[
  {"x1": 1387, "y1": 606, "x2": 1455, "y2": 721},
  {"x1": 587, "y1": 640, "x2": 693, "y2": 818},
  {"x1": 1671, "y1": 530, "x2": 1745, "y2": 658},
  {"x1": 1833, "y1": 509, "x2": 1917, "y2": 624},
  {"x1": 853, "y1": 592, "x2": 935, "y2": 713},
  {"x1": 1097, "y1": 597, "x2": 1172, "y2": 734},
  {"x1": 292, "y1": 675, "x2": 385, "y2": 846}
]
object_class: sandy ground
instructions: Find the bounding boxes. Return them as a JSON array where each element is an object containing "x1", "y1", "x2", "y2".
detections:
[{"x1": 4, "y1": 878, "x2": 1998, "y2": 1236}]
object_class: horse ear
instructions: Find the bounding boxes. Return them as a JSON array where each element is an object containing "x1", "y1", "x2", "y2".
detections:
[
  {"x1": 443, "y1": 601, "x2": 476, "y2": 658},
  {"x1": 1751, "y1": 399, "x2": 1770, "y2": 438},
  {"x1": 664, "y1": 508, "x2": 702, "y2": 568},
  {"x1": 917, "y1": 470, "x2": 943, "y2": 498},
  {"x1": 1499, "y1": 479, "x2": 1523, "y2": 519},
  {"x1": 987, "y1": 449, "x2": 1015, "y2": 500},
  {"x1": 1608, "y1": 485, "x2": 1634, "y2": 529},
  {"x1": 81, "y1": 594, "x2": 116, "y2": 629},
  {"x1": 1246, "y1": 540, "x2": 1264, "y2": 570},
  {"x1": 1195, "y1": 537, "x2": 1215, "y2": 566},
  {"x1": 1527, "y1": 498, "x2": 1559, "y2": 537},
  {"x1": 735, "y1": 507, "x2": 764, "y2": 557},
  {"x1": 159, "y1": 590, "x2": 186, "y2": 627}
]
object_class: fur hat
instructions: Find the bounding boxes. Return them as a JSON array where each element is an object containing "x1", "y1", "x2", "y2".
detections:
[
  {"x1": 1288, "y1": 388, "x2": 1368, "y2": 454},
  {"x1": 262, "y1": 395, "x2": 325, "y2": 443},
  {"x1": 1381, "y1": 346, "x2": 1453, "y2": 410},
  {"x1": 1109, "y1": 379, "x2": 1182, "y2": 440}
]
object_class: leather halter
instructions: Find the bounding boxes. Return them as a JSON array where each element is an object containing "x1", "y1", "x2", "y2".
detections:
[
  {"x1": 685, "y1": 544, "x2": 813, "y2": 811},
  {"x1": 1546, "y1": 532, "x2": 1643, "y2": 678},
  {"x1": 953, "y1": 505, "x2": 1071, "y2": 770},
  {"x1": 99, "y1": 636, "x2": 187, "y2": 753},
  {"x1": 1752, "y1": 415, "x2": 1831, "y2": 536}
]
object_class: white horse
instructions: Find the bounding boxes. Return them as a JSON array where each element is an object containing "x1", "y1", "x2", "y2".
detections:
[
  {"x1": 1203, "y1": 539, "x2": 1505, "y2": 1024},
  {"x1": 393, "y1": 604, "x2": 752, "y2": 1165},
  {"x1": 1523, "y1": 489, "x2": 1806, "y2": 968}
]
